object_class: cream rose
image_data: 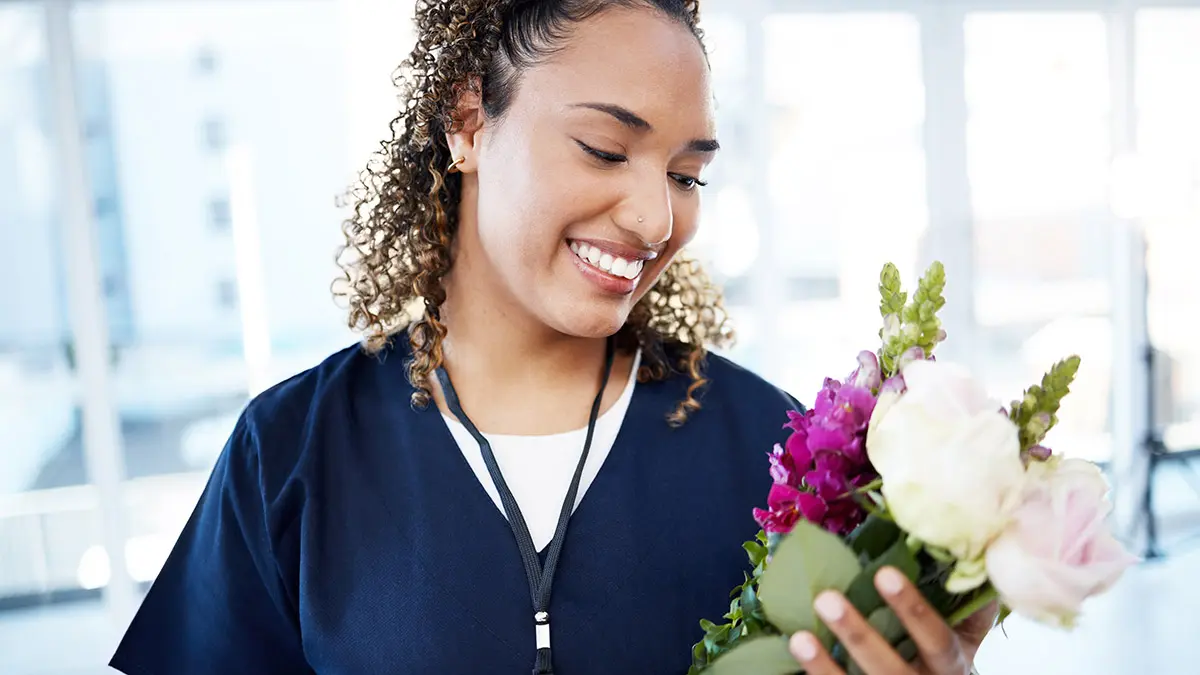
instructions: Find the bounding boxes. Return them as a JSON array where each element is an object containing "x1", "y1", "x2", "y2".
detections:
[{"x1": 866, "y1": 359, "x2": 1026, "y2": 587}]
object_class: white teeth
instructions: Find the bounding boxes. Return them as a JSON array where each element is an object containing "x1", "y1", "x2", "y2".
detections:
[{"x1": 570, "y1": 242, "x2": 643, "y2": 280}]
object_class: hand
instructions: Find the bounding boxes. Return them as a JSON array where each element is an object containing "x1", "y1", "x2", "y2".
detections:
[{"x1": 787, "y1": 567, "x2": 998, "y2": 675}]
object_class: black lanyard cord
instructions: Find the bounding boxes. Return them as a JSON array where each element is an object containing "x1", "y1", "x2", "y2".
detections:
[{"x1": 435, "y1": 339, "x2": 616, "y2": 675}]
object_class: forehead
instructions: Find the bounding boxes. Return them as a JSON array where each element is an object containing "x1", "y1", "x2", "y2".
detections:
[{"x1": 513, "y1": 7, "x2": 716, "y2": 136}]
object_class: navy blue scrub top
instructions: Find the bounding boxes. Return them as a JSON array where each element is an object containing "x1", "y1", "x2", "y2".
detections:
[{"x1": 109, "y1": 339, "x2": 801, "y2": 675}]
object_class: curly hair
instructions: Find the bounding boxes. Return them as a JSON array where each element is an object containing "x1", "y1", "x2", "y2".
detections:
[{"x1": 334, "y1": 0, "x2": 734, "y2": 426}]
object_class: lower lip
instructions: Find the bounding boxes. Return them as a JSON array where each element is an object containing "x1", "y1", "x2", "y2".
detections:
[{"x1": 567, "y1": 242, "x2": 640, "y2": 296}]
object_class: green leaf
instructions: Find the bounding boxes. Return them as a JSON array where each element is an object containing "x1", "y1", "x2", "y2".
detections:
[
  {"x1": 745, "y1": 539, "x2": 768, "y2": 568},
  {"x1": 843, "y1": 538, "x2": 920, "y2": 619},
  {"x1": 703, "y1": 623, "x2": 732, "y2": 653},
  {"x1": 741, "y1": 580, "x2": 762, "y2": 619},
  {"x1": 848, "y1": 514, "x2": 901, "y2": 559},
  {"x1": 701, "y1": 635, "x2": 803, "y2": 675},
  {"x1": 757, "y1": 520, "x2": 862, "y2": 645},
  {"x1": 997, "y1": 604, "x2": 1013, "y2": 625}
]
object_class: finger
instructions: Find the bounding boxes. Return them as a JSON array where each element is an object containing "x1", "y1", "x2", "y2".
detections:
[
  {"x1": 876, "y1": 567, "x2": 966, "y2": 674},
  {"x1": 789, "y1": 631, "x2": 845, "y2": 675},
  {"x1": 813, "y1": 590, "x2": 913, "y2": 674}
]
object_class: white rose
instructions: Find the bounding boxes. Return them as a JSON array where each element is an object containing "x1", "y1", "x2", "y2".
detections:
[{"x1": 867, "y1": 360, "x2": 1026, "y2": 583}]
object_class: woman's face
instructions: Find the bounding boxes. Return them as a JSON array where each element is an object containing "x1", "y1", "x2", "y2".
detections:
[{"x1": 451, "y1": 6, "x2": 717, "y2": 339}]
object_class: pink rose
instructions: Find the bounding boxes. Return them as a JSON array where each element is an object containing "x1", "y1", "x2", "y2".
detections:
[{"x1": 985, "y1": 458, "x2": 1138, "y2": 628}]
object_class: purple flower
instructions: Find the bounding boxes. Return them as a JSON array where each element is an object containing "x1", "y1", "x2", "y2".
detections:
[
  {"x1": 881, "y1": 375, "x2": 907, "y2": 395},
  {"x1": 897, "y1": 346, "x2": 927, "y2": 372},
  {"x1": 1021, "y1": 444, "x2": 1054, "y2": 465},
  {"x1": 850, "y1": 350, "x2": 882, "y2": 391},
  {"x1": 767, "y1": 443, "x2": 795, "y2": 485},
  {"x1": 756, "y1": 368, "x2": 882, "y2": 537},
  {"x1": 753, "y1": 483, "x2": 829, "y2": 534}
]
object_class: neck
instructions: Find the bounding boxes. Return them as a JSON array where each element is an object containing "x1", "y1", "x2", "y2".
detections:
[{"x1": 438, "y1": 283, "x2": 611, "y2": 394}]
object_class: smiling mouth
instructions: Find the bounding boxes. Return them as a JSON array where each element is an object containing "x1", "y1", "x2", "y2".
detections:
[{"x1": 569, "y1": 241, "x2": 644, "y2": 280}]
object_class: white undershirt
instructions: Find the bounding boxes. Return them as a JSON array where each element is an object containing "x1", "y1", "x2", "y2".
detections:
[{"x1": 443, "y1": 351, "x2": 640, "y2": 552}]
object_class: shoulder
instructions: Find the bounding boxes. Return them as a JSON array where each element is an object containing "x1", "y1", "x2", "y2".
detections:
[
  {"x1": 701, "y1": 349, "x2": 805, "y2": 416},
  {"x1": 226, "y1": 338, "x2": 407, "y2": 498}
]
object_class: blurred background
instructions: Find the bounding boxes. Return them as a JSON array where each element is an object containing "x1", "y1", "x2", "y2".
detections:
[{"x1": 1, "y1": 0, "x2": 1199, "y2": 673}]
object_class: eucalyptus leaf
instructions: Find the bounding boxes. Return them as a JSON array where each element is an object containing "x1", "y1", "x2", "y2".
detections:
[
  {"x1": 843, "y1": 538, "x2": 920, "y2": 618},
  {"x1": 757, "y1": 520, "x2": 862, "y2": 644},
  {"x1": 701, "y1": 635, "x2": 803, "y2": 675}
]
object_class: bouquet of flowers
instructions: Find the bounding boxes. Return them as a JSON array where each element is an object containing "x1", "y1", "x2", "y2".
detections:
[{"x1": 689, "y1": 262, "x2": 1137, "y2": 674}]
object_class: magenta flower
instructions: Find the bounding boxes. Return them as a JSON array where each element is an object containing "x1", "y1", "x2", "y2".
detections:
[
  {"x1": 752, "y1": 484, "x2": 828, "y2": 534},
  {"x1": 755, "y1": 370, "x2": 883, "y2": 537}
]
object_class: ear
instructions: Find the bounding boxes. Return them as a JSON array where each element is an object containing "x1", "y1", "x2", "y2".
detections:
[{"x1": 444, "y1": 77, "x2": 486, "y2": 174}]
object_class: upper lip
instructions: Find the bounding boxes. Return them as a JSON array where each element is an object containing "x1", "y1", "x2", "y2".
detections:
[{"x1": 569, "y1": 238, "x2": 660, "y2": 261}]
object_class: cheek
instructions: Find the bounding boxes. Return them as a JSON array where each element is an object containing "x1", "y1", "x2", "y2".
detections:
[{"x1": 476, "y1": 139, "x2": 600, "y2": 261}]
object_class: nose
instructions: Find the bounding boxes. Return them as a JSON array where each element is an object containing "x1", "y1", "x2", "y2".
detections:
[{"x1": 615, "y1": 174, "x2": 673, "y2": 247}]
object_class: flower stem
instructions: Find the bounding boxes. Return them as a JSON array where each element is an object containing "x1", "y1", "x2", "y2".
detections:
[
  {"x1": 947, "y1": 584, "x2": 1000, "y2": 627},
  {"x1": 856, "y1": 478, "x2": 884, "y2": 493}
]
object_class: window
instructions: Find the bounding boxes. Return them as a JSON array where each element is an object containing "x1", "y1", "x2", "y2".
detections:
[
  {"x1": 757, "y1": 12, "x2": 928, "y2": 395},
  {"x1": 201, "y1": 117, "x2": 226, "y2": 151},
  {"x1": 964, "y1": 12, "x2": 1114, "y2": 463},
  {"x1": 196, "y1": 46, "x2": 218, "y2": 75},
  {"x1": 1137, "y1": 9, "x2": 1200, "y2": 449},
  {"x1": 103, "y1": 275, "x2": 123, "y2": 298},
  {"x1": 84, "y1": 118, "x2": 106, "y2": 140},
  {"x1": 208, "y1": 196, "x2": 231, "y2": 231},
  {"x1": 94, "y1": 195, "x2": 115, "y2": 218},
  {"x1": 0, "y1": 1, "x2": 94, "y2": 608},
  {"x1": 216, "y1": 279, "x2": 238, "y2": 310}
]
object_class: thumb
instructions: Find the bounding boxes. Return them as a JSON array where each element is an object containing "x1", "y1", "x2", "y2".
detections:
[{"x1": 954, "y1": 600, "x2": 999, "y2": 659}]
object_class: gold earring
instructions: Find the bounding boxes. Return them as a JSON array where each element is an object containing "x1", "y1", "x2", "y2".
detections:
[{"x1": 447, "y1": 155, "x2": 465, "y2": 173}]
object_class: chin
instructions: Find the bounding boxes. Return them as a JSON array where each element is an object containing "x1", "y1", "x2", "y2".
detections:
[{"x1": 547, "y1": 302, "x2": 632, "y2": 340}]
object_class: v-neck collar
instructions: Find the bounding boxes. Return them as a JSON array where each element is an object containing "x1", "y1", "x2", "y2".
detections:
[
  {"x1": 427, "y1": 361, "x2": 643, "y2": 555},
  {"x1": 438, "y1": 349, "x2": 642, "y2": 552}
]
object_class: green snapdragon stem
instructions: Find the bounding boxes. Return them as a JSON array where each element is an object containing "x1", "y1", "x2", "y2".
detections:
[{"x1": 947, "y1": 584, "x2": 1000, "y2": 627}]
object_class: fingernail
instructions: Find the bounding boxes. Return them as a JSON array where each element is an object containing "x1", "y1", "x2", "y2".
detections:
[
  {"x1": 877, "y1": 567, "x2": 904, "y2": 596},
  {"x1": 790, "y1": 631, "x2": 819, "y2": 661},
  {"x1": 814, "y1": 591, "x2": 845, "y2": 621}
]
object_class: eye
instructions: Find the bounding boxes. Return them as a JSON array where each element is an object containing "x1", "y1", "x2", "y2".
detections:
[
  {"x1": 575, "y1": 140, "x2": 627, "y2": 164},
  {"x1": 669, "y1": 173, "x2": 708, "y2": 192}
]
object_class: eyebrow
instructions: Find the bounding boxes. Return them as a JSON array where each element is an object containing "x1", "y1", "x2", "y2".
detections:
[{"x1": 571, "y1": 101, "x2": 720, "y2": 153}]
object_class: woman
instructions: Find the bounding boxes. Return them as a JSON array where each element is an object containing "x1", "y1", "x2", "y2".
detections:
[{"x1": 110, "y1": 1, "x2": 994, "y2": 673}]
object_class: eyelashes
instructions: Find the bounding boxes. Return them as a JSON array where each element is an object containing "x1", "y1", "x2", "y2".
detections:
[
  {"x1": 576, "y1": 140, "x2": 626, "y2": 164},
  {"x1": 574, "y1": 140, "x2": 708, "y2": 191}
]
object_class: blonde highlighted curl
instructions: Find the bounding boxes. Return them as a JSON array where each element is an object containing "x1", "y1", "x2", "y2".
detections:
[{"x1": 333, "y1": 0, "x2": 732, "y2": 426}]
